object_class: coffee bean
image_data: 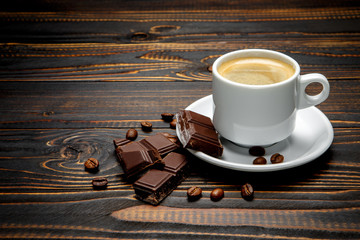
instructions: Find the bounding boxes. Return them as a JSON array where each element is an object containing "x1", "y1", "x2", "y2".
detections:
[
  {"x1": 84, "y1": 158, "x2": 99, "y2": 172},
  {"x1": 270, "y1": 153, "x2": 284, "y2": 164},
  {"x1": 249, "y1": 146, "x2": 265, "y2": 156},
  {"x1": 253, "y1": 156, "x2": 267, "y2": 165},
  {"x1": 126, "y1": 128, "x2": 138, "y2": 141},
  {"x1": 161, "y1": 113, "x2": 174, "y2": 122},
  {"x1": 210, "y1": 188, "x2": 224, "y2": 201},
  {"x1": 241, "y1": 183, "x2": 254, "y2": 200},
  {"x1": 92, "y1": 177, "x2": 108, "y2": 189},
  {"x1": 170, "y1": 119, "x2": 177, "y2": 129},
  {"x1": 187, "y1": 186, "x2": 202, "y2": 201},
  {"x1": 141, "y1": 121, "x2": 152, "y2": 132}
]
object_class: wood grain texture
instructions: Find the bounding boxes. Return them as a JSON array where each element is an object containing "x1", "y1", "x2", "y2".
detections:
[
  {"x1": 0, "y1": 81, "x2": 359, "y2": 129},
  {"x1": 0, "y1": 128, "x2": 359, "y2": 239},
  {"x1": 0, "y1": 0, "x2": 359, "y2": 239}
]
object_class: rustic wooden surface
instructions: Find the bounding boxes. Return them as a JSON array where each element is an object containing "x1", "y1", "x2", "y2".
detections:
[{"x1": 0, "y1": 0, "x2": 360, "y2": 239}]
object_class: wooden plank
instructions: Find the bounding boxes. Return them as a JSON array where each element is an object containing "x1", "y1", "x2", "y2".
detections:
[
  {"x1": 3, "y1": 0, "x2": 360, "y2": 11},
  {"x1": 1, "y1": 9, "x2": 359, "y2": 82},
  {"x1": 0, "y1": 128, "x2": 359, "y2": 239},
  {"x1": 0, "y1": 81, "x2": 359, "y2": 129},
  {"x1": 0, "y1": 1, "x2": 359, "y2": 239},
  {"x1": 0, "y1": 41, "x2": 359, "y2": 80},
  {"x1": 0, "y1": 128, "x2": 358, "y2": 194}
]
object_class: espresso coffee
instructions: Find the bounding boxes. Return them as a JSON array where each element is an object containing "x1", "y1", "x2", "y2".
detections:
[{"x1": 218, "y1": 57, "x2": 295, "y2": 85}]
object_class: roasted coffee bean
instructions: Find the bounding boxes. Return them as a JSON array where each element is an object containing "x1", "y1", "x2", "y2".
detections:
[
  {"x1": 84, "y1": 158, "x2": 99, "y2": 172},
  {"x1": 170, "y1": 119, "x2": 177, "y2": 129},
  {"x1": 210, "y1": 188, "x2": 224, "y2": 201},
  {"x1": 270, "y1": 153, "x2": 284, "y2": 164},
  {"x1": 161, "y1": 113, "x2": 174, "y2": 122},
  {"x1": 92, "y1": 177, "x2": 108, "y2": 189},
  {"x1": 241, "y1": 183, "x2": 254, "y2": 200},
  {"x1": 187, "y1": 186, "x2": 202, "y2": 201},
  {"x1": 141, "y1": 121, "x2": 152, "y2": 132},
  {"x1": 249, "y1": 146, "x2": 265, "y2": 156},
  {"x1": 253, "y1": 156, "x2": 267, "y2": 165},
  {"x1": 126, "y1": 128, "x2": 138, "y2": 141}
]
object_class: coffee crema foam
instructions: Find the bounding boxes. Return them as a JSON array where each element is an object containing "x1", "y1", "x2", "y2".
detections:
[{"x1": 218, "y1": 57, "x2": 295, "y2": 85}]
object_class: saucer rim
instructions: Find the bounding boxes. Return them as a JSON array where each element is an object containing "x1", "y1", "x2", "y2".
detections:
[{"x1": 179, "y1": 94, "x2": 334, "y2": 172}]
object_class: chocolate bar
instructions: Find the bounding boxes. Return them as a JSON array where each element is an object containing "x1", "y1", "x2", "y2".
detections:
[
  {"x1": 113, "y1": 133, "x2": 180, "y2": 179},
  {"x1": 113, "y1": 138, "x2": 131, "y2": 148},
  {"x1": 158, "y1": 132, "x2": 180, "y2": 146},
  {"x1": 140, "y1": 133, "x2": 179, "y2": 156},
  {"x1": 176, "y1": 110, "x2": 223, "y2": 157},
  {"x1": 162, "y1": 152, "x2": 189, "y2": 182},
  {"x1": 116, "y1": 133, "x2": 179, "y2": 157},
  {"x1": 117, "y1": 149, "x2": 163, "y2": 179},
  {"x1": 133, "y1": 152, "x2": 189, "y2": 205},
  {"x1": 114, "y1": 138, "x2": 162, "y2": 179}
]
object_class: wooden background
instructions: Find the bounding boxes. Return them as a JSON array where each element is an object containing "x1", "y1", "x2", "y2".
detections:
[{"x1": 0, "y1": 0, "x2": 359, "y2": 239}]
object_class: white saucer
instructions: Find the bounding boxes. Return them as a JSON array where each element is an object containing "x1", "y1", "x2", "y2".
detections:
[{"x1": 178, "y1": 95, "x2": 333, "y2": 172}]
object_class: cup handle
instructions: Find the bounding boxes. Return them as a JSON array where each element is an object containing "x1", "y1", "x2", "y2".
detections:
[{"x1": 297, "y1": 73, "x2": 330, "y2": 109}]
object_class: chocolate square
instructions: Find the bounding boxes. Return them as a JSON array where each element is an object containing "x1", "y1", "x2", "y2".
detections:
[
  {"x1": 133, "y1": 169, "x2": 174, "y2": 205},
  {"x1": 163, "y1": 152, "x2": 188, "y2": 176},
  {"x1": 182, "y1": 110, "x2": 214, "y2": 129},
  {"x1": 140, "y1": 133, "x2": 179, "y2": 156},
  {"x1": 133, "y1": 152, "x2": 189, "y2": 205},
  {"x1": 134, "y1": 169, "x2": 173, "y2": 192},
  {"x1": 117, "y1": 149, "x2": 161, "y2": 178},
  {"x1": 176, "y1": 110, "x2": 223, "y2": 157},
  {"x1": 113, "y1": 138, "x2": 131, "y2": 148},
  {"x1": 117, "y1": 141, "x2": 146, "y2": 153},
  {"x1": 114, "y1": 139, "x2": 163, "y2": 179}
]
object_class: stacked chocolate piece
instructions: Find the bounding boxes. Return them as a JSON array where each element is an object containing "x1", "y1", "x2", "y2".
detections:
[
  {"x1": 114, "y1": 132, "x2": 188, "y2": 205},
  {"x1": 176, "y1": 110, "x2": 223, "y2": 157},
  {"x1": 133, "y1": 152, "x2": 189, "y2": 205},
  {"x1": 114, "y1": 110, "x2": 223, "y2": 205}
]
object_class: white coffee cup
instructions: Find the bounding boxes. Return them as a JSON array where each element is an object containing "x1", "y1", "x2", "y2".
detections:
[{"x1": 212, "y1": 49, "x2": 330, "y2": 147}]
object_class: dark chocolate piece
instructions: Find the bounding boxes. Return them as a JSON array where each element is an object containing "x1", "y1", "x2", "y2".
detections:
[
  {"x1": 182, "y1": 110, "x2": 214, "y2": 129},
  {"x1": 113, "y1": 138, "x2": 131, "y2": 148},
  {"x1": 116, "y1": 133, "x2": 179, "y2": 157},
  {"x1": 140, "y1": 133, "x2": 179, "y2": 156},
  {"x1": 133, "y1": 169, "x2": 174, "y2": 205},
  {"x1": 113, "y1": 133, "x2": 180, "y2": 180},
  {"x1": 162, "y1": 152, "x2": 189, "y2": 182},
  {"x1": 176, "y1": 110, "x2": 223, "y2": 157},
  {"x1": 117, "y1": 141, "x2": 145, "y2": 153},
  {"x1": 158, "y1": 132, "x2": 181, "y2": 146},
  {"x1": 114, "y1": 139, "x2": 163, "y2": 179},
  {"x1": 117, "y1": 149, "x2": 162, "y2": 178},
  {"x1": 133, "y1": 152, "x2": 189, "y2": 205}
]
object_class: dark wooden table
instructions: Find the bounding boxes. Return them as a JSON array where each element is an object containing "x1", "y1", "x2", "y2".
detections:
[{"x1": 1, "y1": 0, "x2": 359, "y2": 239}]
